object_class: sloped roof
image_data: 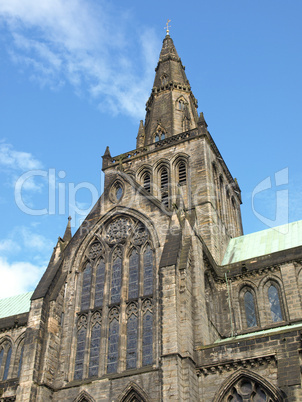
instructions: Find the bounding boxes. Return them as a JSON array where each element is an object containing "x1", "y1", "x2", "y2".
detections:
[
  {"x1": 0, "y1": 291, "x2": 33, "y2": 319},
  {"x1": 222, "y1": 220, "x2": 302, "y2": 265}
]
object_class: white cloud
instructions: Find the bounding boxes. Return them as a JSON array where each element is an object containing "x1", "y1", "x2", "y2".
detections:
[
  {"x1": 0, "y1": 0, "x2": 160, "y2": 118},
  {"x1": 0, "y1": 256, "x2": 44, "y2": 297},
  {"x1": 0, "y1": 141, "x2": 42, "y2": 171}
]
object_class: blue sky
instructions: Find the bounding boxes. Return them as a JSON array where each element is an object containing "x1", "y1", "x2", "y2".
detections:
[{"x1": 0, "y1": 0, "x2": 301, "y2": 297}]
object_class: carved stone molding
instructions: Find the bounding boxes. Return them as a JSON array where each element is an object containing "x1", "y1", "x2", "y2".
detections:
[
  {"x1": 196, "y1": 354, "x2": 276, "y2": 377},
  {"x1": 106, "y1": 218, "x2": 133, "y2": 245}
]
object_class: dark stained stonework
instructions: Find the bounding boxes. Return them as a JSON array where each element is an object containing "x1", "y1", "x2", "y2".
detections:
[{"x1": 1, "y1": 33, "x2": 302, "y2": 401}]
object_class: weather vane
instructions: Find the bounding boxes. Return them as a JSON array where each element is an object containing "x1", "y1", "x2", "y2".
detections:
[{"x1": 164, "y1": 19, "x2": 171, "y2": 36}]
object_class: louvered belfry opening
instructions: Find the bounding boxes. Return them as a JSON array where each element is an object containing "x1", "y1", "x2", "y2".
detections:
[
  {"x1": 160, "y1": 167, "x2": 169, "y2": 206},
  {"x1": 143, "y1": 172, "x2": 151, "y2": 193},
  {"x1": 178, "y1": 162, "x2": 186, "y2": 185}
]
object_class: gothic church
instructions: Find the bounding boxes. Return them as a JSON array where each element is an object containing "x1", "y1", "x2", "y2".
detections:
[{"x1": 1, "y1": 32, "x2": 302, "y2": 401}]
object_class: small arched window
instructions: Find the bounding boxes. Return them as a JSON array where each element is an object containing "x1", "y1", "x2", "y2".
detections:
[
  {"x1": 268, "y1": 285, "x2": 283, "y2": 322},
  {"x1": 178, "y1": 99, "x2": 185, "y2": 110},
  {"x1": 244, "y1": 291, "x2": 257, "y2": 328},
  {"x1": 143, "y1": 172, "x2": 151, "y2": 193},
  {"x1": 155, "y1": 134, "x2": 160, "y2": 142},
  {"x1": 3, "y1": 346, "x2": 11, "y2": 381},
  {"x1": 161, "y1": 75, "x2": 168, "y2": 86},
  {"x1": 178, "y1": 161, "x2": 187, "y2": 185}
]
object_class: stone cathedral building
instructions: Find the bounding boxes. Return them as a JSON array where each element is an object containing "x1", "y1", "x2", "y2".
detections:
[{"x1": 1, "y1": 32, "x2": 302, "y2": 402}]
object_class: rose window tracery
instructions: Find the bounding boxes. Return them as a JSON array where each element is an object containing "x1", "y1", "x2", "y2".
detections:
[{"x1": 106, "y1": 218, "x2": 133, "y2": 245}]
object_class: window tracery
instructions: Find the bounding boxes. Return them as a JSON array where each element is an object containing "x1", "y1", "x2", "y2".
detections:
[
  {"x1": 244, "y1": 291, "x2": 257, "y2": 328},
  {"x1": 74, "y1": 217, "x2": 155, "y2": 379}
]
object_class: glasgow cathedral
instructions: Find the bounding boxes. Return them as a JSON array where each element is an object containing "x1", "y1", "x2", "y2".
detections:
[{"x1": 1, "y1": 31, "x2": 302, "y2": 401}]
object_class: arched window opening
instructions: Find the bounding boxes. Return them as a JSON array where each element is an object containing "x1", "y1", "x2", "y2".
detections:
[
  {"x1": 88, "y1": 318, "x2": 101, "y2": 378},
  {"x1": 161, "y1": 168, "x2": 168, "y2": 189},
  {"x1": 155, "y1": 134, "x2": 160, "y2": 142},
  {"x1": 268, "y1": 285, "x2": 283, "y2": 322},
  {"x1": 143, "y1": 246, "x2": 153, "y2": 295},
  {"x1": 3, "y1": 346, "x2": 11, "y2": 380},
  {"x1": 220, "y1": 376, "x2": 278, "y2": 401},
  {"x1": 94, "y1": 259, "x2": 105, "y2": 308},
  {"x1": 0, "y1": 348, "x2": 4, "y2": 374},
  {"x1": 178, "y1": 99, "x2": 185, "y2": 110},
  {"x1": 143, "y1": 172, "x2": 151, "y2": 193},
  {"x1": 161, "y1": 132, "x2": 165, "y2": 140},
  {"x1": 81, "y1": 263, "x2": 92, "y2": 310},
  {"x1": 244, "y1": 291, "x2": 257, "y2": 328},
  {"x1": 161, "y1": 75, "x2": 168, "y2": 86},
  {"x1": 142, "y1": 309, "x2": 153, "y2": 366},
  {"x1": 178, "y1": 161, "x2": 187, "y2": 185},
  {"x1": 128, "y1": 250, "x2": 139, "y2": 299},
  {"x1": 111, "y1": 250, "x2": 122, "y2": 304},
  {"x1": 126, "y1": 304, "x2": 138, "y2": 370},
  {"x1": 17, "y1": 345, "x2": 24, "y2": 378},
  {"x1": 107, "y1": 310, "x2": 119, "y2": 374}
]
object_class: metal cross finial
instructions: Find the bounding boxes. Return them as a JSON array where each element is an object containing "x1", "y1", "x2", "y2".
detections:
[{"x1": 164, "y1": 19, "x2": 171, "y2": 35}]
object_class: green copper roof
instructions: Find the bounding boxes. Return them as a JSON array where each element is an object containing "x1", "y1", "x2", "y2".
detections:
[
  {"x1": 222, "y1": 220, "x2": 302, "y2": 265},
  {"x1": 0, "y1": 291, "x2": 33, "y2": 319}
]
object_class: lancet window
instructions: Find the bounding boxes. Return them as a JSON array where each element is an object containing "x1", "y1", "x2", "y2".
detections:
[
  {"x1": 143, "y1": 172, "x2": 151, "y2": 193},
  {"x1": 0, "y1": 341, "x2": 12, "y2": 381},
  {"x1": 244, "y1": 291, "x2": 257, "y2": 328},
  {"x1": 160, "y1": 167, "x2": 169, "y2": 207},
  {"x1": 74, "y1": 217, "x2": 155, "y2": 379},
  {"x1": 178, "y1": 161, "x2": 187, "y2": 185},
  {"x1": 268, "y1": 284, "x2": 283, "y2": 322}
]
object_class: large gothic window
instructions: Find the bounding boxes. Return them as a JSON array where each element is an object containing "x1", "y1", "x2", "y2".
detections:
[
  {"x1": 73, "y1": 217, "x2": 155, "y2": 380},
  {"x1": 268, "y1": 285, "x2": 283, "y2": 322}
]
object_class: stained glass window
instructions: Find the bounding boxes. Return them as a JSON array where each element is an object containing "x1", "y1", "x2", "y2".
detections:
[
  {"x1": 95, "y1": 259, "x2": 105, "y2": 308},
  {"x1": 126, "y1": 313, "x2": 138, "y2": 369},
  {"x1": 81, "y1": 263, "x2": 92, "y2": 310},
  {"x1": 128, "y1": 250, "x2": 139, "y2": 299},
  {"x1": 17, "y1": 346, "x2": 24, "y2": 378},
  {"x1": 74, "y1": 327, "x2": 87, "y2": 380},
  {"x1": 107, "y1": 318, "x2": 119, "y2": 373},
  {"x1": 3, "y1": 346, "x2": 11, "y2": 380},
  {"x1": 143, "y1": 246, "x2": 153, "y2": 295},
  {"x1": 142, "y1": 311, "x2": 153, "y2": 366},
  {"x1": 88, "y1": 322, "x2": 101, "y2": 377},
  {"x1": 244, "y1": 291, "x2": 257, "y2": 327},
  {"x1": 268, "y1": 285, "x2": 283, "y2": 322},
  {"x1": 111, "y1": 256, "x2": 122, "y2": 304}
]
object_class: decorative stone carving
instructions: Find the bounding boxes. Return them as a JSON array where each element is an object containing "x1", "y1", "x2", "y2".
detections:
[
  {"x1": 77, "y1": 314, "x2": 88, "y2": 330},
  {"x1": 132, "y1": 224, "x2": 149, "y2": 246},
  {"x1": 91, "y1": 310, "x2": 102, "y2": 326},
  {"x1": 109, "y1": 307, "x2": 119, "y2": 321},
  {"x1": 126, "y1": 302, "x2": 138, "y2": 318},
  {"x1": 88, "y1": 242, "x2": 102, "y2": 260},
  {"x1": 106, "y1": 218, "x2": 132, "y2": 245},
  {"x1": 142, "y1": 298, "x2": 152, "y2": 313},
  {"x1": 112, "y1": 246, "x2": 123, "y2": 261}
]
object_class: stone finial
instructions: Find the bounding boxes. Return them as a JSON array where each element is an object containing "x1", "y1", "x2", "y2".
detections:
[
  {"x1": 136, "y1": 120, "x2": 145, "y2": 148},
  {"x1": 198, "y1": 112, "x2": 208, "y2": 127}
]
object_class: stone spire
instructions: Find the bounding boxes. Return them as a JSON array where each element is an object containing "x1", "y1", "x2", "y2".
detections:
[
  {"x1": 62, "y1": 216, "x2": 72, "y2": 243},
  {"x1": 143, "y1": 34, "x2": 199, "y2": 145}
]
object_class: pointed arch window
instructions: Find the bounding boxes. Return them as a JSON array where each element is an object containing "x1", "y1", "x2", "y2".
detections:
[
  {"x1": 3, "y1": 346, "x2": 11, "y2": 380},
  {"x1": 128, "y1": 250, "x2": 139, "y2": 299},
  {"x1": 81, "y1": 263, "x2": 92, "y2": 310},
  {"x1": 94, "y1": 259, "x2": 105, "y2": 308},
  {"x1": 178, "y1": 161, "x2": 187, "y2": 185},
  {"x1": 268, "y1": 285, "x2": 283, "y2": 322},
  {"x1": 155, "y1": 134, "x2": 160, "y2": 142},
  {"x1": 160, "y1": 167, "x2": 169, "y2": 207},
  {"x1": 244, "y1": 291, "x2": 257, "y2": 328},
  {"x1": 178, "y1": 99, "x2": 185, "y2": 111},
  {"x1": 143, "y1": 172, "x2": 151, "y2": 193}
]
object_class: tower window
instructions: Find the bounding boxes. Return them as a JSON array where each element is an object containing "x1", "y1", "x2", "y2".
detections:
[
  {"x1": 178, "y1": 161, "x2": 187, "y2": 185},
  {"x1": 143, "y1": 172, "x2": 151, "y2": 192},
  {"x1": 160, "y1": 167, "x2": 168, "y2": 189},
  {"x1": 178, "y1": 99, "x2": 185, "y2": 110},
  {"x1": 161, "y1": 75, "x2": 168, "y2": 86},
  {"x1": 155, "y1": 134, "x2": 160, "y2": 142}
]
